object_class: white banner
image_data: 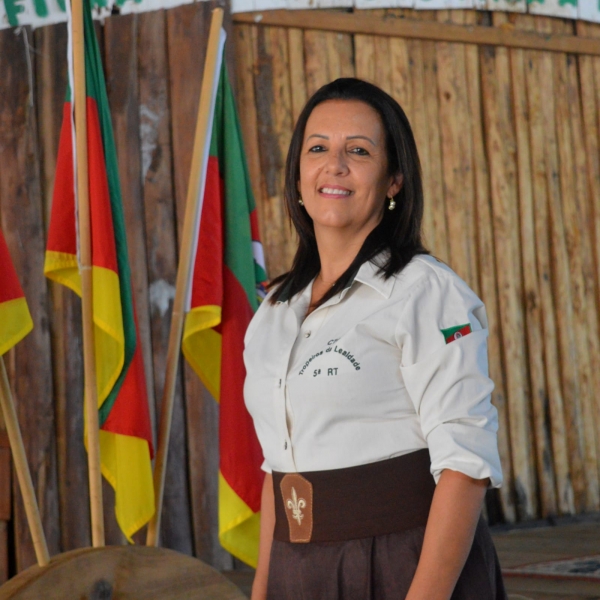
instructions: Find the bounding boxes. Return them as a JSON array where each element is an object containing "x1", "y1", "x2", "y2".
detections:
[{"x1": 2, "y1": 0, "x2": 599, "y2": 30}]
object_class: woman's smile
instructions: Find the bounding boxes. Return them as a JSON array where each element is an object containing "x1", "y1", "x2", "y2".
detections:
[{"x1": 318, "y1": 185, "x2": 353, "y2": 198}]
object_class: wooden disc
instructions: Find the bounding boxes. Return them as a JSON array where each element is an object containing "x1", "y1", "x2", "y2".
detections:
[{"x1": 0, "y1": 546, "x2": 247, "y2": 599}]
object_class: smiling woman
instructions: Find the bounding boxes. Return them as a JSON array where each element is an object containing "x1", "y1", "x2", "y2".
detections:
[{"x1": 243, "y1": 78, "x2": 507, "y2": 600}]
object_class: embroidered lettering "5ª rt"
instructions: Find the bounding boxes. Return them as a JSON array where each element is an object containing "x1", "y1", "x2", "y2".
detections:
[{"x1": 441, "y1": 323, "x2": 472, "y2": 344}]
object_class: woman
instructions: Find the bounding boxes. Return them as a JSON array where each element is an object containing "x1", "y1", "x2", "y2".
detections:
[{"x1": 244, "y1": 78, "x2": 506, "y2": 600}]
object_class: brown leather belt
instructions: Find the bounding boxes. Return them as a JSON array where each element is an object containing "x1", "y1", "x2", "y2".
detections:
[{"x1": 273, "y1": 449, "x2": 436, "y2": 544}]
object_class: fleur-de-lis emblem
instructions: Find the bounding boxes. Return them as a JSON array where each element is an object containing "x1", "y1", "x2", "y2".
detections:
[{"x1": 286, "y1": 486, "x2": 306, "y2": 525}]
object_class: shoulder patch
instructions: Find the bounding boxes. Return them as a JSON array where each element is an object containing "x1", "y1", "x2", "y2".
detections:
[{"x1": 441, "y1": 323, "x2": 472, "y2": 344}]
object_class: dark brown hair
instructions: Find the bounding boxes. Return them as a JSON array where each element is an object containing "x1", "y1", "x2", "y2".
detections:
[{"x1": 269, "y1": 78, "x2": 428, "y2": 305}]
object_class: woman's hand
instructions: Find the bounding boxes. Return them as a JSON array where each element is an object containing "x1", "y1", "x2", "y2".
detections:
[
  {"x1": 405, "y1": 469, "x2": 488, "y2": 600},
  {"x1": 251, "y1": 474, "x2": 275, "y2": 600}
]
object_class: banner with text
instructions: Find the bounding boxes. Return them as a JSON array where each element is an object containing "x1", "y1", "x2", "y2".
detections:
[{"x1": 2, "y1": 0, "x2": 599, "y2": 31}]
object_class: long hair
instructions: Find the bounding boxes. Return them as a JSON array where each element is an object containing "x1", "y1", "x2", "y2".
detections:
[{"x1": 269, "y1": 78, "x2": 428, "y2": 306}]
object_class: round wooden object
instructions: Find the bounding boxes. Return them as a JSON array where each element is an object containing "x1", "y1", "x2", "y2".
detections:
[{"x1": 0, "y1": 546, "x2": 248, "y2": 600}]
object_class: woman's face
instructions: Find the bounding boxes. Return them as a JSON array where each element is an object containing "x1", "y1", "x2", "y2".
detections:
[{"x1": 298, "y1": 99, "x2": 403, "y2": 237}]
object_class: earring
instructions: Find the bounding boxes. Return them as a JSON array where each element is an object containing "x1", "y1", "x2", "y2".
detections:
[
  {"x1": 298, "y1": 196, "x2": 304, "y2": 206},
  {"x1": 388, "y1": 195, "x2": 396, "y2": 211}
]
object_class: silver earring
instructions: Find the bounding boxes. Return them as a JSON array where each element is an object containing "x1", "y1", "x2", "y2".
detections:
[
  {"x1": 388, "y1": 195, "x2": 396, "y2": 211},
  {"x1": 298, "y1": 196, "x2": 304, "y2": 206}
]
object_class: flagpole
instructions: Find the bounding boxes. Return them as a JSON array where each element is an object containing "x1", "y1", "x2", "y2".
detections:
[
  {"x1": 71, "y1": 0, "x2": 105, "y2": 547},
  {"x1": 0, "y1": 356, "x2": 50, "y2": 566},
  {"x1": 147, "y1": 6, "x2": 224, "y2": 547}
]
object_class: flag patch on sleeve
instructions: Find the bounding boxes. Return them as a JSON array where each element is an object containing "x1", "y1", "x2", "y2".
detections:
[{"x1": 441, "y1": 323, "x2": 472, "y2": 344}]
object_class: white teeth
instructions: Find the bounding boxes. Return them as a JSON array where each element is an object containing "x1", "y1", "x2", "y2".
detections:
[{"x1": 320, "y1": 187, "x2": 351, "y2": 196}]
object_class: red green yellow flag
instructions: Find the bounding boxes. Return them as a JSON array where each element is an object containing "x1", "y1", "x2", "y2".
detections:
[
  {"x1": 182, "y1": 35, "x2": 267, "y2": 567},
  {"x1": 44, "y1": 0, "x2": 154, "y2": 541},
  {"x1": 0, "y1": 230, "x2": 33, "y2": 356}
]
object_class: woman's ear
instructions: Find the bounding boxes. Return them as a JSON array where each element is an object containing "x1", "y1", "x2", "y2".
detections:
[{"x1": 387, "y1": 173, "x2": 404, "y2": 198}]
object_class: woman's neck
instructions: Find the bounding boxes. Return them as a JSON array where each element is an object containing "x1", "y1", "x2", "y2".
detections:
[{"x1": 314, "y1": 228, "x2": 369, "y2": 283}]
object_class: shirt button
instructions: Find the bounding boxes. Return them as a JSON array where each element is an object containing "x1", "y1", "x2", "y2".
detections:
[
  {"x1": 284, "y1": 441, "x2": 288, "y2": 450},
  {"x1": 278, "y1": 379, "x2": 282, "y2": 388},
  {"x1": 304, "y1": 331, "x2": 311, "y2": 338}
]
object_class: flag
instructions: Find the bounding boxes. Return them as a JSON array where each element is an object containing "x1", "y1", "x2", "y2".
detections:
[
  {"x1": 182, "y1": 36, "x2": 267, "y2": 567},
  {"x1": 0, "y1": 230, "x2": 33, "y2": 356},
  {"x1": 44, "y1": 0, "x2": 154, "y2": 541}
]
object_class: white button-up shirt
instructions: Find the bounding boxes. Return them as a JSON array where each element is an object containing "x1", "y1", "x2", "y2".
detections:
[{"x1": 243, "y1": 254, "x2": 502, "y2": 487}]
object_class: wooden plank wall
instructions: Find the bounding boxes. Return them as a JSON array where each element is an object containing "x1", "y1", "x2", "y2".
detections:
[
  {"x1": 1, "y1": 3, "x2": 600, "y2": 582},
  {"x1": 0, "y1": 0, "x2": 237, "y2": 581},
  {"x1": 233, "y1": 9, "x2": 600, "y2": 524}
]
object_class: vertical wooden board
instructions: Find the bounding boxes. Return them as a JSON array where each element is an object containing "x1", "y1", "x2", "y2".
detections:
[
  {"x1": 523, "y1": 38, "x2": 574, "y2": 516},
  {"x1": 0, "y1": 520, "x2": 7, "y2": 584},
  {"x1": 548, "y1": 17, "x2": 599, "y2": 512},
  {"x1": 138, "y1": 9, "x2": 193, "y2": 554},
  {"x1": 577, "y1": 21, "x2": 600, "y2": 485},
  {"x1": 513, "y1": 16, "x2": 574, "y2": 514},
  {"x1": 480, "y1": 28, "x2": 537, "y2": 519},
  {"x1": 167, "y1": 1, "x2": 231, "y2": 568},
  {"x1": 405, "y1": 39, "x2": 434, "y2": 251},
  {"x1": 462, "y1": 12, "x2": 516, "y2": 522},
  {"x1": 421, "y1": 39, "x2": 450, "y2": 263},
  {"x1": 304, "y1": 30, "x2": 353, "y2": 99},
  {"x1": 576, "y1": 20, "x2": 600, "y2": 306},
  {"x1": 268, "y1": 26, "x2": 296, "y2": 271},
  {"x1": 373, "y1": 27, "x2": 392, "y2": 95},
  {"x1": 0, "y1": 434, "x2": 10, "y2": 522},
  {"x1": 370, "y1": 9, "x2": 392, "y2": 94},
  {"x1": 373, "y1": 34, "x2": 392, "y2": 94},
  {"x1": 435, "y1": 9, "x2": 478, "y2": 290},
  {"x1": 531, "y1": 16, "x2": 585, "y2": 513},
  {"x1": 252, "y1": 25, "x2": 293, "y2": 278},
  {"x1": 234, "y1": 25, "x2": 264, "y2": 212},
  {"x1": 305, "y1": 29, "x2": 354, "y2": 98},
  {"x1": 303, "y1": 30, "x2": 323, "y2": 97},
  {"x1": 388, "y1": 34, "x2": 411, "y2": 117},
  {"x1": 325, "y1": 31, "x2": 355, "y2": 81},
  {"x1": 0, "y1": 27, "x2": 61, "y2": 568},
  {"x1": 569, "y1": 22, "x2": 600, "y2": 493},
  {"x1": 508, "y1": 12, "x2": 557, "y2": 517},
  {"x1": 304, "y1": 30, "x2": 328, "y2": 97},
  {"x1": 167, "y1": 1, "x2": 210, "y2": 241},
  {"x1": 587, "y1": 23, "x2": 600, "y2": 318},
  {"x1": 567, "y1": 49, "x2": 600, "y2": 508},
  {"x1": 34, "y1": 22, "x2": 93, "y2": 551},
  {"x1": 287, "y1": 28, "x2": 308, "y2": 123},
  {"x1": 0, "y1": 432, "x2": 11, "y2": 582},
  {"x1": 354, "y1": 34, "x2": 376, "y2": 84}
]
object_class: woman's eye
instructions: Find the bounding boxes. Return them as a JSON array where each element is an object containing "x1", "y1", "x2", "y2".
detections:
[
  {"x1": 308, "y1": 145, "x2": 326, "y2": 153},
  {"x1": 350, "y1": 147, "x2": 369, "y2": 156}
]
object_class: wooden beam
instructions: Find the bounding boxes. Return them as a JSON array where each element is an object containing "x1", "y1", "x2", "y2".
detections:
[{"x1": 233, "y1": 9, "x2": 600, "y2": 57}]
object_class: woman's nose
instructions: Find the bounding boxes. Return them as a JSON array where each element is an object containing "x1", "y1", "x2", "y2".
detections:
[{"x1": 325, "y1": 149, "x2": 349, "y2": 175}]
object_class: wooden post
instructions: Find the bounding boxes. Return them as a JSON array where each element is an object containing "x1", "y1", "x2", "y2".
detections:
[
  {"x1": 71, "y1": 0, "x2": 104, "y2": 547},
  {"x1": 146, "y1": 6, "x2": 224, "y2": 547},
  {"x1": 0, "y1": 357, "x2": 50, "y2": 566}
]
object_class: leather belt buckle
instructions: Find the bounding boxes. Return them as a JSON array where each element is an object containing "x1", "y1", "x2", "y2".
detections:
[{"x1": 279, "y1": 473, "x2": 313, "y2": 543}]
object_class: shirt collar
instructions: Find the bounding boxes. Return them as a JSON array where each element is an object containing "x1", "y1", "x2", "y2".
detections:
[
  {"x1": 352, "y1": 255, "x2": 395, "y2": 299},
  {"x1": 277, "y1": 253, "x2": 395, "y2": 304}
]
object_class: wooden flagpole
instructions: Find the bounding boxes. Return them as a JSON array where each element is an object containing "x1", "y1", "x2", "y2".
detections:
[
  {"x1": 0, "y1": 356, "x2": 50, "y2": 566},
  {"x1": 146, "y1": 6, "x2": 224, "y2": 547},
  {"x1": 71, "y1": 0, "x2": 105, "y2": 547}
]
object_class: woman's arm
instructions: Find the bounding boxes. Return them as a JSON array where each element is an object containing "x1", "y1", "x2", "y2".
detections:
[
  {"x1": 251, "y1": 474, "x2": 275, "y2": 600},
  {"x1": 405, "y1": 469, "x2": 488, "y2": 600}
]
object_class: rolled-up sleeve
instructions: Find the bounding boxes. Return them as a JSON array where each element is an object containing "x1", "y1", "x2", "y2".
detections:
[{"x1": 397, "y1": 269, "x2": 503, "y2": 488}]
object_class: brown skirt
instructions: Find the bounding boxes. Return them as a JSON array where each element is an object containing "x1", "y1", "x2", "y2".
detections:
[
  {"x1": 267, "y1": 517, "x2": 507, "y2": 600},
  {"x1": 268, "y1": 452, "x2": 506, "y2": 599}
]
